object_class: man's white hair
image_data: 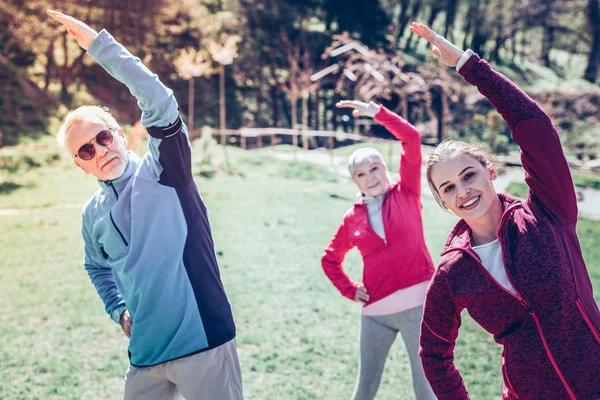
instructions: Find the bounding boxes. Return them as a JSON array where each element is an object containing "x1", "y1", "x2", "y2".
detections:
[
  {"x1": 56, "y1": 105, "x2": 121, "y2": 154},
  {"x1": 348, "y1": 147, "x2": 388, "y2": 177}
]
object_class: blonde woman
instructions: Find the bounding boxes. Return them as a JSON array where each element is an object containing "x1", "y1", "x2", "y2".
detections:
[{"x1": 411, "y1": 22, "x2": 600, "y2": 400}]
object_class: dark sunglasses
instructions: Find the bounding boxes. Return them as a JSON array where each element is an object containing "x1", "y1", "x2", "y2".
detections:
[{"x1": 75, "y1": 129, "x2": 114, "y2": 161}]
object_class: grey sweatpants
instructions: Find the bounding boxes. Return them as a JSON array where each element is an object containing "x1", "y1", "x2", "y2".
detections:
[
  {"x1": 123, "y1": 339, "x2": 243, "y2": 400},
  {"x1": 351, "y1": 306, "x2": 436, "y2": 400}
]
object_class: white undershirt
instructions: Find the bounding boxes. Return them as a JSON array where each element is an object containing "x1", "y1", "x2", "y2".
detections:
[{"x1": 472, "y1": 239, "x2": 517, "y2": 295}]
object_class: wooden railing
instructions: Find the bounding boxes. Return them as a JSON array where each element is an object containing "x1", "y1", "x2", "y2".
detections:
[{"x1": 192, "y1": 127, "x2": 415, "y2": 150}]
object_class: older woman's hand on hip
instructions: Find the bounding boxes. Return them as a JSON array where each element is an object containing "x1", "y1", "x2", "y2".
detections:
[
  {"x1": 409, "y1": 22, "x2": 464, "y2": 67},
  {"x1": 355, "y1": 283, "x2": 370, "y2": 304},
  {"x1": 47, "y1": 10, "x2": 98, "y2": 50},
  {"x1": 336, "y1": 100, "x2": 380, "y2": 118}
]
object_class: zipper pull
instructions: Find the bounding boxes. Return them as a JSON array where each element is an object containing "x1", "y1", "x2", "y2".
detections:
[{"x1": 518, "y1": 297, "x2": 534, "y2": 314}]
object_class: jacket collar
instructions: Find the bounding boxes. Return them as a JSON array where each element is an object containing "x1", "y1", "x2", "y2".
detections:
[
  {"x1": 441, "y1": 192, "x2": 522, "y2": 255},
  {"x1": 97, "y1": 151, "x2": 140, "y2": 198}
]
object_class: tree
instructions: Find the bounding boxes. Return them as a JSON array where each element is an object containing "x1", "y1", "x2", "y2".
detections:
[
  {"x1": 584, "y1": 0, "x2": 600, "y2": 82},
  {"x1": 173, "y1": 48, "x2": 214, "y2": 134}
]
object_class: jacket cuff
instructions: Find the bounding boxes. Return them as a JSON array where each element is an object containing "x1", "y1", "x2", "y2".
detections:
[
  {"x1": 457, "y1": 50, "x2": 477, "y2": 75},
  {"x1": 365, "y1": 101, "x2": 381, "y2": 118},
  {"x1": 146, "y1": 114, "x2": 183, "y2": 139},
  {"x1": 111, "y1": 305, "x2": 127, "y2": 324},
  {"x1": 87, "y1": 29, "x2": 112, "y2": 61},
  {"x1": 344, "y1": 284, "x2": 359, "y2": 301}
]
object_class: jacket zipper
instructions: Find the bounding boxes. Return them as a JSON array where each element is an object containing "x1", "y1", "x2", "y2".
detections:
[
  {"x1": 106, "y1": 181, "x2": 128, "y2": 247},
  {"x1": 576, "y1": 299, "x2": 600, "y2": 344},
  {"x1": 495, "y1": 204, "x2": 577, "y2": 400},
  {"x1": 459, "y1": 245, "x2": 576, "y2": 399},
  {"x1": 107, "y1": 181, "x2": 119, "y2": 200}
]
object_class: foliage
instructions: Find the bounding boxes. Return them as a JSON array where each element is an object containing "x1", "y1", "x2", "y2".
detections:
[
  {"x1": 456, "y1": 111, "x2": 513, "y2": 154},
  {"x1": 1, "y1": 0, "x2": 599, "y2": 152}
]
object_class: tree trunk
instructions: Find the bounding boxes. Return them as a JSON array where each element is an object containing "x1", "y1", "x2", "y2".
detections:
[
  {"x1": 462, "y1": 6, "x2": 474, "y2": 50},
  {"x1": 443, "y1": 0, "x2": 458, "y2": 40},
  {"x1": 219, "y1": 64, "x2": 226, "y2": 145},
  {"x1": 302, "y1": 93, "x2": 308, "y2": 129},
  {"x1": 405, "y1": 0, "x2": 423, "y2": 51},
  {"x1": 541, "y1": 24, "x2": 554, "y2": 68},
  {"x1": 44, "y1": 39, "x2": 55, "y2": 91},
  {"x1": 188, "y1": 77, "x2": 194, "y2": 133},
  {"x1": 584, "y1": 0, "x2": 600, "y2": 82},
  {"x1": 255, "y1": 76, "x2": 263, "y2": 127},
  {"x1": 271, "y1": 83, "x2": 279, "y2": 127},
  {"x1": 315, "y1": 89, "x2": 321, "y2": 130},
  {"x1": 427, "y1": 3, "x2": 443, "y2": 27},
  {"x1": 396, "y1": 0, "x2": 412, "y2": 45},
  {"x1": 470, "y1": 15, "x2": 488, "y2": 58},
  {"x1": 290, "y1": 94, "x2": 298, "y2": 129}
]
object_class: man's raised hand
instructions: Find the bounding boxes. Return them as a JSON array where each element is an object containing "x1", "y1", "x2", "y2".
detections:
[
  {"x1": 409, "y1": 22, "x2": 464, "y2": 67},
  {"x1": 47, "y1": 10, "x2": 98, "y2": 50}
]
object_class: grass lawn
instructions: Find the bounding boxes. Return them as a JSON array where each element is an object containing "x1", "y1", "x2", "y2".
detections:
[{"x1": 1, "y1": 141, "x2": 599, "y2": 399}]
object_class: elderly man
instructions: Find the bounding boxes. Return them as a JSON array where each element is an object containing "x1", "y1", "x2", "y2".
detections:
[{"x1": 48, "y1": 10, "x2": 243, "y2": 400}]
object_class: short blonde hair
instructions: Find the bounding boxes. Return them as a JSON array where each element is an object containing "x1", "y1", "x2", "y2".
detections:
[
  {"x1": 56, "y1": 106, "x2": 121, "y2": 153},
  {"x1": 348, "y1": 147, "x2": 387, "y2": 177},
  {"x1": 426, "y1": 139, "x2": 495, "y2": 208}
]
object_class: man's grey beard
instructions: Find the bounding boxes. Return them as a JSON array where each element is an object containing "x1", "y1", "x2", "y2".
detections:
[{"x1": 103, "y1": 160, "x2": 127, "y2": 181}]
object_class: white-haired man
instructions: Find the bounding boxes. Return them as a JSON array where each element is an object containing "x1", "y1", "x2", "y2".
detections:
[{"x1": 48, "y1": 10, "x2": 243, "y2": 400}]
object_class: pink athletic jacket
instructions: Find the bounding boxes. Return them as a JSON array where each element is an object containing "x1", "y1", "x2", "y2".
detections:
[
  {"x1": 321, "y1": 106, "x2": 435, "y2": 305},
  {"x1": 419, "y1": 54, "x2": 600, "y2": 399}
]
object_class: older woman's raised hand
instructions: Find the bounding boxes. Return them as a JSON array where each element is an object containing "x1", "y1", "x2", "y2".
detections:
[
  {"x1": 47, "y1": 10, "x2": 98, "y2": 50},
  {"x1": 409, "y1": 22, "x2": 464, "y2": 67},
  {"x1": 336, "y1": 100, "x2": 380, "y2": 118}
]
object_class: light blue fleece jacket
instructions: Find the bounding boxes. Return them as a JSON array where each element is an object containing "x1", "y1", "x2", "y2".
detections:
[{"x1": 81, "y1": 30, "x2": 235, "y2": 367}]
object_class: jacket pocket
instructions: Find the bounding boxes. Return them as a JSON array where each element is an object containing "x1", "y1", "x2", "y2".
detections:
[
  {"x1": 501, "y1": 346, "x2": 520, "y2": 399},
  {"x1": 576, "y1": 299, "x2": 600, "y2": 345}
]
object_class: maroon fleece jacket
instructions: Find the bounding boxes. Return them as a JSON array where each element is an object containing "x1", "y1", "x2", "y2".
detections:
[{"x1": 419, "y1": 54, "x2": 600, "y2": 400}]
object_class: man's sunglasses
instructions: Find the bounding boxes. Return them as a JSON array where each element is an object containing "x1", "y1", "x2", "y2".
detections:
[{"x1": 75, "y1": 129, "x2": 114, "y2": 161}]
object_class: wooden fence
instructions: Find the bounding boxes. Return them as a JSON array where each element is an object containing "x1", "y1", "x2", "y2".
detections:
[{"x1": 190, "y1": 126, "x2": 438, "y2": 151}]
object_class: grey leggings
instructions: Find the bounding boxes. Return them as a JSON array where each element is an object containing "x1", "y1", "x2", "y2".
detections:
[{"x1": 351, "y1": 306, "x2": 436, "y2": 400}]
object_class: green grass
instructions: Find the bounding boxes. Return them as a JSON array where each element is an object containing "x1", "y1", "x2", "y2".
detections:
[
  {"x1": 573, "y1": 173, "x2": 600, "y2": 190},
  {"x1": 505, "y1": 181, "x2": 529, "y2": 198},
  {"x1": 1, "y1": 143, "x2": 599, "y2": 399},
  {"x1": 506, "y1": 173, "x2": 600, "y2": 199}
]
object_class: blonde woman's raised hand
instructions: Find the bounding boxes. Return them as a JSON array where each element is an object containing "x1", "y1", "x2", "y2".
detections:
[
  {"x1": 336, "y1": 100, "x2": 380, "y2": 118},
  {"x1": 409, "y1": 22, "x2": 464, "y2": 67},
  {"x1": 47, "y1": 10, "x2": 98, "y2": 50}
]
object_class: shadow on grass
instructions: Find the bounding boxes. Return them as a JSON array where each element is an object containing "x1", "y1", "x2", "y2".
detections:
[
  {"x1": 548, "y1": 63, "x2": 569, "y2": 80},
  {"x1": 0, "y1": 181, "x2": 25, "y2": 195}
]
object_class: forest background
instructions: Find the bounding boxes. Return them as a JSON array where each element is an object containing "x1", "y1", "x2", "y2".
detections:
[{"x1": 1, "y1": 0, "x2": 599, "y2": 157}]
